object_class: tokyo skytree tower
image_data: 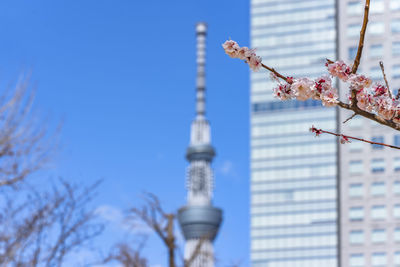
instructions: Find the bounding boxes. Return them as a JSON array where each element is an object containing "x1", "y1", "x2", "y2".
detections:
[{"x1": 177, "y1": 22, "x2": 223, "y2": 267}]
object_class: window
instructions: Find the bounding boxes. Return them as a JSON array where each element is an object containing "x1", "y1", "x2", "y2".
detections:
[
  {"x1": 370, "y1": 44, "x2": 383, "y2": 58},
  {"x1": 392, "y1": 0, "x2": 400, "y2": 10},
  {"x1": 348, "y1": 1, "x2": 362, "y2": 15},
  {"x1": 371, "y1": 136, "x2": 384, "y2": 149},
  {"x1": 394, "y1": 204, "x2": 400, "y2": 218},
  {"x1": 371, "y1": 159, "x2": 385, "y2": 173},
  {"x1": 393, "y1": 20, "x2": 400, "y2": 33},
  {"x1": 350, "y1": 161, "x2": 363, "y2": 174},
  {"x1": 370, "y1": 67, "x2": 382, "y2": 80},
  {"x1": 372, "y1": 252, "x2": 386, "y2": 266},
  {"x1": 349, "y1": 207, "x2": 364, "y2": 221},
  {"x1": 394, "y1": 181, "x2": 400, "y2": 194},
  {"x1": 371, "y1": 0, "x2": 384, "y2": 13},
  {"x1": 369, "y1": 22, "x2": 385, "y2": 35},
  {"x1": 371, "y1": 182, "x2": 385, "y2": 196},
  {"x1": 395, "y1": 228, "x2": 400, "y2": 242},
  {"x1": 371, "y1": 205, "x2": 386, "y2": 220},
  {"x1": 348, "y1": 24, "x2": 361, "y2": 37},
  {"x1": 395, "y1": 251, "x2": 400, "y2": 266},
  {"x1": 349, "y1": 46, "x2": 357, "y2": 60},
  {"x1": 349, "y1": 183, "x2": 363, "y2": 198},
  {"x1": 371, "y1": 229, "x2": 386, "y2": 243},
  {"x1": 349, "y1": 141, "x2": 363, "y2": 152},
  {"x1": 350, "y1": 230, "x2": 364, "y2": 244},
  {"x1": 395, "y1": 135, "x2": 400, "y2": 146},
  {"x1": 394, "y1": 65, "x2": 400, "y2": 79},
  {"x1": 350, "y1": 254, "x2": 365, "y2": 267},
  {"x1": 394, "y1": 42, "x2": 400, "y2": 56}
]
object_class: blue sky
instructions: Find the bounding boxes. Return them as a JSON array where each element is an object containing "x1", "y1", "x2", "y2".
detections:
[{"x1": 0, "y1": 1, "x2": 250, "y2": 265}]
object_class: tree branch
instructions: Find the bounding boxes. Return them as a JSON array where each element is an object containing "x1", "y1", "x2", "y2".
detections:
[
  {"x1": 310, "y1": 126, "x2": 400, "y2": 149},
  {"x1": 352, "y1": 0, "x2": 370, "y2": 74},
  {"x1": 379, "y1": 61, "x2": 393, "y2": 98}
]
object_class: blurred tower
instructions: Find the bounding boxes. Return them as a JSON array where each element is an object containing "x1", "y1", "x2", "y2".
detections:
[{"x1": 177, "y1": 23, "x2": 223, "y2": 267}]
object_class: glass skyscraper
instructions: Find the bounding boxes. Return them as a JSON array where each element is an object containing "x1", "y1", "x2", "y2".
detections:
[
  {"x1": 250, "y1": 0, "x2": 400, "y2": 266},
  {"x1": 250, "y1": 0, "x2": 338, "y2": 266}
]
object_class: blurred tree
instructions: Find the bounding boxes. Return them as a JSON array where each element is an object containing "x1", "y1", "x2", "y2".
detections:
[{"x1": 0, "y1": 78, "x2": 103, "y2": 266}]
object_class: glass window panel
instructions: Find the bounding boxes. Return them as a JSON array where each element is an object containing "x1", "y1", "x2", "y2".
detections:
[
  {"x1": 371, "y1": 229, "x2": 386, "y2": 243},
  {"x1": 372, "y1": 252, "x2": 387, "y2": 266},
  {"x1": 394, "y1": 65, "x2": 400, "y2": 79},
  {"x1": 348, "y1": 24, "x2": 361, "y2": 37},
  {"x1": 349, "y1": 140, "x2": 363, "y2": 152},
  {"x1": 370, "y1": 67, "x2": 382, "y2": 80},
  {"x1": 350, "y1": 160, "x2": 363, "y2": 174},
  {"x1": 394, "y1": 181, "x2": 400, "y2": 194},
  {"x1": 350, "y1": 254, "x2": 365, "y2": 267},
  {"x1": 369, "y1": 22, "x2": 385, "y2": 35},
  {"x1": 393, "y1": 20, "x2": 400, "y2": 33},
  {"x1": 395, "y1": 228, "x2": 400, "y2": 242},
  {"x1": 395, "y1": 135, "x2": 400, "y2": 146},
  {"x1": 391, "y1": 0, "x2": 400, "y2": 10},
  {"x1": 371, "y1": 205, "x2": 386, "y2": 220},
  {"x1": 370, "y1": 0, "x2": 384, "y2": 13},
  {"x1": 370, "y1": 44, "x2": 383, "y2": 58},
  {"x1": 371, "y1": 159, "x2": 385, "y2": 173},
  {"x1": 349, "y1": 46, "x2": 357, "y2": 59},
  {"x1": 371, "y1": 136, "x2": 384, "y2": 149},
  {"x1": 394, "y1": 251, "x2": 400, "y2": 265},
  {"x1": 394, "y1": 42, "x2": 400, "y2": 56},
  {"x1": 371, "y1": 182, "x2": 385, "y2": 196},
  {"x1": 350, "y1": 230, "x2": 364, "y2": 244},
  {"x1": 348, "y1": 1, "x2": 363, "y2": 15},
  {"x1": 394, "y1": 204, "x2": 400, "y2": 218},
  {"x1": 349, "y1": 207, "x2": 364, "y2": 221},
  {"x1": 349, "y1": 183, "x2": 363, "y2": 198}
]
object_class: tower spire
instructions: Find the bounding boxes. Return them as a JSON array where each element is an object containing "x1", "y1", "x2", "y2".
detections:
[
  {"x1": 196, "y1": 22, "x2": 207, "y2": 118},
  {"x1": 178, "y1": 23, "x2": 222, "y2": 267}
]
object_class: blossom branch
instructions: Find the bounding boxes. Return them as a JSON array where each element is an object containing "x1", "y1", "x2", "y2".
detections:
[
  {"x1": 223, "y1": 0, "x2": 400, "y2": 133},
  {"x1": 379, "y1": 61, "x2": 393, "y2": 98},
  {"x1": 352, "y1": 0, "x2": 370, "y2": 74},
  {"x1": 261, "y1": 63, "x2": 291, "y2": 84},
  {"x1": 343, "y1": 113, "x2": 357, "y2": 124},
  {"x1": 310, "y1": 126, "x2": 400, "y2": 150},
  {"x1": 350, "y1": 0, "x2": 370, "y2": 110}
]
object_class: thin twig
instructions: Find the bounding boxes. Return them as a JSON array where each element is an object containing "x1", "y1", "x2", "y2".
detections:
[
  {"x1": 261, "y1": 63, "x2": 291, "y2": 84},
  {"x1": 343, "y1": 113, "x2": 357, "y2": 124},
  {"x1": 352, "y1": 0, "x2": 370, "y2": 74},
  {"x1": 310, "y1": 126, "x2": 400, "y2": 150},
  {"x1": 379, "y1": 61, "x2": 393, "y2": 98}
]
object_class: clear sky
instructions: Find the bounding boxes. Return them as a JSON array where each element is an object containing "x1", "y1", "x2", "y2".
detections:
[{"x1": 0, "y1": 1, "x2": 250, "y2": 266}]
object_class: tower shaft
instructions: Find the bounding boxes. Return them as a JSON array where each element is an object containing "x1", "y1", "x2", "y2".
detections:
[{"x1": 178, "y1": 23, "x2": 222, "y2": 267}]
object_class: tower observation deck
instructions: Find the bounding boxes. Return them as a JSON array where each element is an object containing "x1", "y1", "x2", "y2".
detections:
[{"x1": 177, "y1": 23, "x2": 222, "y2": 267}]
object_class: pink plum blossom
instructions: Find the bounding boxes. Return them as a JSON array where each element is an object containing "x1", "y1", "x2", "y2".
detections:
[
  {"x1": 376, "y1": 98, "x2": 395, "y2": 120},
  {"x1": 222, "y1": 40, "x2": 239, "y2": 58},
  {"x1": 222, "y1": 40, "x2": 263, "y2": 71},
  {"x1": 373, "y1": 84, "x2": 389, "y2": 97},
  {"x1": 321, "y1": 88, "x2": 339, "y2": 107},
  {"x1": 273, "y1": 83, "x2": 293, "y2": 100},
  {"x1": 248, "y1": 55, "x2": 262, "y2": 72},
  {"x1": 349, "y1": 74, "x2": 372, "y2": 89},
  {"x1": 291, "y1": 78, "x2": 314, "y2": 101},
  {"x1": 237, "y1": 47, "x2": 249, "y2": 60},
  {"x1": 326, "y1": 60, "x2": 351, "y2": 81}
]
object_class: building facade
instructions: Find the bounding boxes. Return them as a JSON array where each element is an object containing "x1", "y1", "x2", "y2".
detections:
[
  {"x1": 338, "y1": 0, "x2": 400, "y2": 266},
  {"x1": 250, "y1": 0, "x2": 338, "y2": 266},
  {"x1": 250, "y1": 0, "x2": 400, "y2": 266}
]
